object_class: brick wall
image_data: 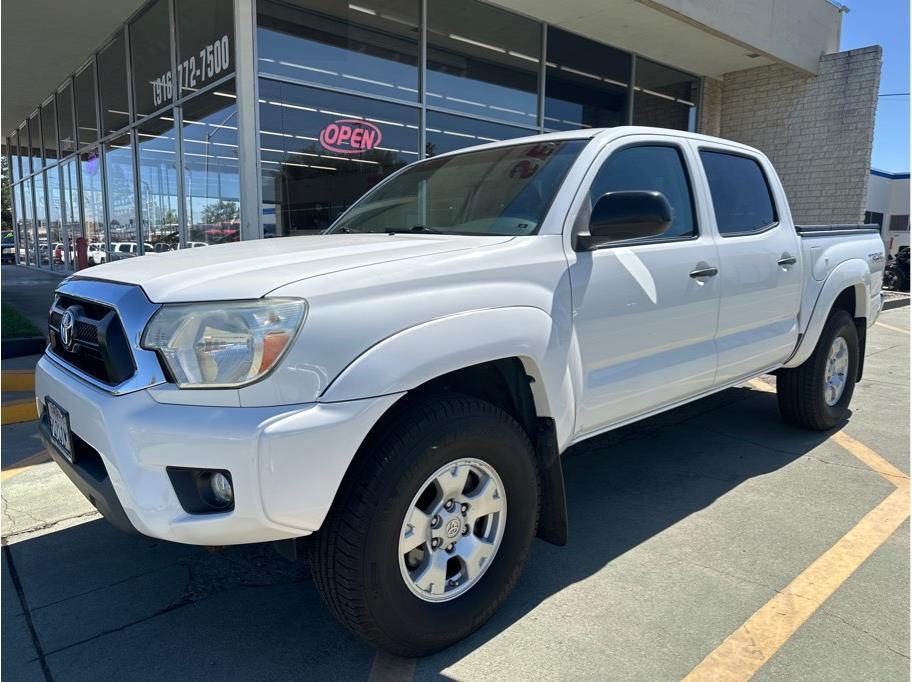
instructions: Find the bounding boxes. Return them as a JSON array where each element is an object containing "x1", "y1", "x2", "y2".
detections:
[
  {"x1": 718, "y1": 46, "x2": 882, "y2": 224},
  {"x1": 697, "y1": 77, "x2": 722, "y2": 138}
]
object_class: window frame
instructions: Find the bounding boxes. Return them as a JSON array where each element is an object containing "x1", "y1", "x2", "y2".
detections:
[
  {"x1": 574, "y1": 140, "x2": 701, "y2": 250},
  {"x1": 697, "y1": 147, "x2": 780, "y2": 238}
]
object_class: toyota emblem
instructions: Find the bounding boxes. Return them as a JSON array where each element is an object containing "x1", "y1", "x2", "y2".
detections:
[{"x1": 59, "y1": 309, "x2": 76, "y2": 350}]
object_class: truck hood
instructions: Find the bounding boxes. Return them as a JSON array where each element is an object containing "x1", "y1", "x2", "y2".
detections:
[{"x1": 76, "y1": 234, "x2": 513, "y2": 302}]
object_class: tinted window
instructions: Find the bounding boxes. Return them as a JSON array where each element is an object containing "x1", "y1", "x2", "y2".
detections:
[
  {"x1": 8, "y1": 133, "x2": 21, "y2": 182},
  {"x1": 259, "y1": 78, "x2": 419, "y2": 236},
  {"x1": 98, "y1": 33, "x2": 130, "y2": 134},
  {"x1": 589, "y1": 145, "x2": 696, "y2": 239},
  {"x1": 176, "y1": 0, "x2": 235, "y2": 98},
  {"x1": 889, "y1": 214, "x2": 909, "y2": 231},
  {"x1": 426, "y1": 0, "x2": 540, "y2": 127},
  {"x1": 105, "y1": 135, "x2": 137, "y2": 259},
  {"x1": 699, "y1": 151, "x2": 776, "y2": 235},
  {"x1": 257, "y1": 0, "x2": 417, "y2": 102},
  {"x1": 545, "y1": 27, "x2": 630, "y2": 131},
  {"x1": 864, "y1": 211, "x2": 883, "y2": 227},
  {"x1": 46, "y1": 168, "x2": 64, "y2": 270},
  {"x1": 18, "y1": 124, "x2": 29, "y2": 175},
  {"x1": 131, "y1": 0, "x2": 173, "y2": 117},
  {"x1": 41, "y1": 101, "x2": 58, "y2": 162},
  {"x1": 80, "y1": 148, "x2": 106, "y2": 264},
  {"x1": 28, "y1": 112, "x2": 43, "y2": 172},
  {"x1": 633, "y1": 59, "x2": 699, "y2": 132},
  {"x1": 181, "y1": 84, "x2": 240, "y2": 245},
  {"x1": 75, "y1": 63, "x2": 99, "y2": 145},
  {"x1": 137, "y1": 115, "x2": 180, "y2": 252},
  {"x1": 425, "y1": 111, "x2": 533, "y2": 157},
  {"x1": 57, "y1": 83, "x2": 77, "y2": 156}
]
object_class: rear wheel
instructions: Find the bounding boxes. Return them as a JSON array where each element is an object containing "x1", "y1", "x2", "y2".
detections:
[
  {"x1": 777, "y1": 310, "x2": 859, "y2": 430},
  {"x1": 309, "y1": 394, "x2": 539, "y2": 656}
]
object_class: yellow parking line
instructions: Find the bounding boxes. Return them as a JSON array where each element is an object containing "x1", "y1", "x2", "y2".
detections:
[
  {"x1": 1, "y1": 450, "x2": 52, "y2": 481},
  {"x1": 1, "y1": 370, "x2": 36, "y2": 392},
  {"x1": 684, "y1": 431, "x2": 909, "y2": 681},
  {"x1": 1, "y1": 399, "x2": 38, "y2": 425},
  {"x1": 876, "y1": 321, "x2": 909, "y2": 335}
]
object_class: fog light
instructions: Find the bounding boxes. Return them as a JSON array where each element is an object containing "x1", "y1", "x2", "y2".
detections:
[{"x1": 210, "y1": 472, "x2": 233, "y2": 505}]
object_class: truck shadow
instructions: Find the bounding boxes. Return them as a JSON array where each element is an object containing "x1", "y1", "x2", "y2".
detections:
[{"x1": 4, "y1": 384, "x2": 841, "y2": 679}]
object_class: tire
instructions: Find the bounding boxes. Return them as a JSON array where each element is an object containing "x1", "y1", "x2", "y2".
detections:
[
  {"x1": 777, "y1": 310, "x2": 859, "y2": 430},
  {"x1": 309, "y1": 394, "x2": 540, "y2": 656}
]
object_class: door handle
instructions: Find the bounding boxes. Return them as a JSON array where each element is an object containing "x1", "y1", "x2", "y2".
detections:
[
  {"x1": 689, "y1": 267, "x2": 718, "y2": 278},
  {"x1": 778, "y1": 255, "x2": 797, "y2": 266}
]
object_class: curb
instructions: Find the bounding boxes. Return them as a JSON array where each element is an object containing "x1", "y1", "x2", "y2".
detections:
[
  {"x1": 1, "y1": 337, "x2": 46, "y2": 360},
  {"x1": 883, "y1": 296, "x2": 910, "y2": 311}
]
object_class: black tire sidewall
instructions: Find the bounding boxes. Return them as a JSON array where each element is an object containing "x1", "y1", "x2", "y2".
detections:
[
  {"x1": 360, "y1": 404, "x2": 539, "y2": 654},
  {"x1": 815, "y1": 312, "x2": 859, "y2": 425}
]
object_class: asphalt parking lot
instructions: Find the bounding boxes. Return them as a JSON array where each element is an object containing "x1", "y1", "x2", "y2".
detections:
[{"x1": 2, "y1": 306, "x2": 908, "y2": 681}]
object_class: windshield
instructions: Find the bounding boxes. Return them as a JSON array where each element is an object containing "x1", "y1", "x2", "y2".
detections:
[{"x1": 327, "y1": 139, "x2": 587, "y2": 236}]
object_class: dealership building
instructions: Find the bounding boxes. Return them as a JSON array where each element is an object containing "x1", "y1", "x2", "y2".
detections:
[{"x1": 2, "y1": 0, "x2": 881, "y2": 271}]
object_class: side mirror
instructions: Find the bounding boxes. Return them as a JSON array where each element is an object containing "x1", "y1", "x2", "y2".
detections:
[{"x1": 576, "y1": 191, "x2": 673, "y2": 250}]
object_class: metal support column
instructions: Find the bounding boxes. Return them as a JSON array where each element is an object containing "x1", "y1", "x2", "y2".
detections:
[{"x1": 233, "y1": 0, "x2": 262, "y2": 241}]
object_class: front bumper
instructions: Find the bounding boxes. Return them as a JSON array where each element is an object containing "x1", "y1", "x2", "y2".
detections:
[{"x1": 36, "y1": 355, "x2": 403, "y2": 545}]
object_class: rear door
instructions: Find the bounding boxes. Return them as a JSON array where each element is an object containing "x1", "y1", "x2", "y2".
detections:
[
  {"x1": 566, "y1": 135, "x2": 721, "y2": 434},
  {"x1": 694, "y1": 145, "x2": 802, "y2": 385}
]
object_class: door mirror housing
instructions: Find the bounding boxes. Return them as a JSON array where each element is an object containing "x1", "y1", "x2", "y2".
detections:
[{"x1": 576, "y1": 191, "x2": 673, "y2": 250}]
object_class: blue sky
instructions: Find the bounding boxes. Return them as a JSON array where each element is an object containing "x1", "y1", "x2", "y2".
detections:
[{"x1": 840, "y1": 0, "x2": 909, "y2": 172}]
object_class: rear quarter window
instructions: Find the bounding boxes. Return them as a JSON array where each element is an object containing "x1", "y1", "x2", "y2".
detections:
[{"x1": 699, "y1": 150, "x2": 777, "y2": 236}]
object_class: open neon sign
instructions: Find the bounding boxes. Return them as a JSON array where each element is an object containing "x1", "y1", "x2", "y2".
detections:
[{"x1": 319, "y1": 119, "x2": 383, "y2": 154}]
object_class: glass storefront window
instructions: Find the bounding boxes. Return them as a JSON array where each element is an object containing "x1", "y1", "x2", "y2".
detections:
[
  {"x1": 544, "y1": 27, "x2": 630, "y2": 131},
  {"x1": 58, "y1": 83, "x2": 78, "y2": 156},
  {"x1": 47, "y1": 169, "x2": 65, "y2": 270},
  {"x1": 426, "y1": 0, "x2": 540, "y2": 127},
  {"x1": 425, "y1": 110, "x2": 534, "y2": 157},
  {"x1": 257, "y1": 0, "x2": 419, "y2": 103},
  {"x1": 13, "y1": 184, "x2": 28, "y2": 265},
  {"x1": 98, "y1": 33, "x2": 130, "y2": 135},
  {"x1": 28, "y1": 111, "x2": 43, "y2": 172},
  {"x1": 181, "y1": 84, "x2": 240, "y2": 245},
  {"x1": 75, "y1": 62, "x2": 99, "y2": 146},
  {"x1": 42, "y1": 101, "x2": 58, "y2": 163},
  {"x1": 137, "y1": 115, "x2": 181, "y2": 252},
  {"x1": 21, "y1": 179, "x2": 35, "y2": 266},
  {"x1": 18, "y1": 124, "x2": 29, "y2": 176},
  {"x1": 9, "y1": 133, "x2": 21, "y2": 183},
  {"x1": 633, "y1": 58, "x2": 699, "y2": 132},
  {"x1": 177, "y1": 0, "x2": 235, "y2": 99},
  {"x1": 258, "y1": 78, "x2": 419, "y2": 236},
  {"x1": 80, "y1": 148, "x2": 106, "y2": 266},
  {"x1": 105, "y1": 135, "x2": 139, "y2": 259},
  {"x1": 60, "y1": 159, "x2": 82, "y2": 269},
  {"x1": 131, "y1": 0, "x2": 173, "y2": 118},
  {"x1": 34, "y1": 174, "x2": 49, "y2": 266}
]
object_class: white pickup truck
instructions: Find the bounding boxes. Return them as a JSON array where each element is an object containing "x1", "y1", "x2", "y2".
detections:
[{"x1": 37, "y1": 127, "x2": 884, "y2": 655}]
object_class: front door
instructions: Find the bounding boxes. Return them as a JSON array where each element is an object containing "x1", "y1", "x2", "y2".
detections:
[{"x1": 567, "y1": 139, "x2": 721, "y2": 435}]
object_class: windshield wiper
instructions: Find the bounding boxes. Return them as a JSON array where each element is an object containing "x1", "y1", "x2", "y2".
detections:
[{"x1": 386, "y1": 225, "x2": 444, "y2": 235}]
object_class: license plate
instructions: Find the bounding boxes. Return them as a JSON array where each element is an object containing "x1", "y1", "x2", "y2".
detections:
[{"x1": 46, "y1": 397, "x2": 74, "y2": 464}]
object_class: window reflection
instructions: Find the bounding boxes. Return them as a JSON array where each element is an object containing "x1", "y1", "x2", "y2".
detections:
[
  {"x1": 98, "y1": 33, "x2": 130, "y2": 135},
  {"x1": 13, "y1": 184, "x2": 27, "y2": 265},
  {"x1": 28, "y1": 112, "x2": 43, "y2": 172},
  {"x1": 425, "y1": 110, "x2": 534, "y2": 157},
  {"x1": 544, "y1": 27, "x2": 629, "y2": 131},
  {"x1": 46, "y1": 169, "x2": 65, "y2": 270},
  {"x1": 633, "y1": 58, "x2": 699, "y2": 132},
  {"x1": 60, "y1": 159, "x2": 82, "y2": 269},
  {"x1": 105, "y1": 135, "x2": 138, "y2": 259},
  {"x1": 131, "y1": 0, "x2": 173, "y2": 118},
  {"x1": 18, "y1": 124, "x2": 30, "y2": 176},
  {"x1": 258, "y1": 78, "x2": 418, "y2": 236},
  {"x1": 21, "y1": 179, "x2": 35, "y2": 266},
  {"x1": 42, "y1": 102, "x2": 58, "y2": 163},
  {"x1": 57, "y1": 83, "x2": 77, "y2": 156},
  {"x1": 80, "y1": 148, "x2": 106, "y2": 266},
  {"x1": 137, "y1": 116, "x2": 181, "y2": 252},
  {"x1": 75, "y1": 63, "x2": 99, "y2": 146},
  {"x1": 257, "y1": 0, "x2": 419, "y2": 102},
  {"x1": 9, "y1": 134, "x2": 21, "y2": 183},
  {"x1": 34, "y1": 174, "x2": 49, "y2": 266},
  {"x1": 181, "y1": 84, "x2": 240, "y2": 245},
  {"x1": 426, "y1": 0, "x2": 540, "y2": 127},
  {"x1": 176, "y1": 0, "x2": 235, "y2": 98}
]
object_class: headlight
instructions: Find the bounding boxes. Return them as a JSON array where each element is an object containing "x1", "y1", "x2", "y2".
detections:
[{"x1": 141, "y1": 299, "x2": 306, "y2": 388}]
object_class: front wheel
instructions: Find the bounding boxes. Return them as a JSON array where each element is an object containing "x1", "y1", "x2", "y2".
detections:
[
  {"x1": 776, "y1": 310, "x2": 859, "y2": 430},
  {"x1": 309, "y1": 395, "x2": 540, "y2": 656}
]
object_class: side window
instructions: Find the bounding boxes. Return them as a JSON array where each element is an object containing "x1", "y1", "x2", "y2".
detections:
[
  {"x1": 699, "y1": 150, "x2": 777, "y2": 235},
  {"x1": 589, "y1": 145, "x2": 696, "y2": 240}
]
